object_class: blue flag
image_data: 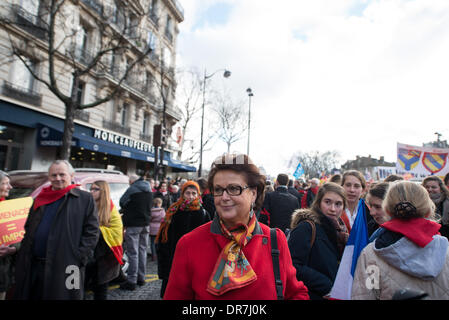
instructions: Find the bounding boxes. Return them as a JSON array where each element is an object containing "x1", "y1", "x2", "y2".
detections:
[
  {"x1": 293, "y1": 162, "x2": 304, "y2": 179},
  {"x1": 329, "y1": 199, "x2": 369, "y2": 299}
]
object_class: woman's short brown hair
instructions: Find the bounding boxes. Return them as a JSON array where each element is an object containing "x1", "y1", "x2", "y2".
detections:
[{"x1": 207, "y1": 154, "x2": 266, "y2": 210}]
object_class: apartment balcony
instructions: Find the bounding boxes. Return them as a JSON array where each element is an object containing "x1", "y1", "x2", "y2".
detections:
[
  {"x1": 2, "y1": 81, "x2": 42, "y2": 107},
  {"x1": 73, "y1": 47, "x2": 97, "y2": 66},
  {"x1": 102, "y1": 119, "x2": 130, "y2": 136},
  {"x1": 81, "y1": 0, "x2": 104, "y2": 16},
  {"x1": 139, "y1": 132, "x2": 152, "y2": 143},
  {"x1": 148, "y1": 13, "x2": 159, "y2": 29},
  {"x1": 168, "y1": 0, "x2": 184, "y2": 21},
  {"x1": 75, "y1": 109, "x2": 90, "y2": 122},
  {"x1": 11, "y1": 4, "x2": 48, "y2": 41}
]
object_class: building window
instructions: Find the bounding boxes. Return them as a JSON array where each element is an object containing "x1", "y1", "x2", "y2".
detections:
[
  {"x1": 21, "y1": 0, "x2": 39, "y2": 19},
  {"x1": 166, "y1": 15, "x2": 172, "y2": 32},
  {"x1": 142, "y1": 113, "x2": 150, "y2": 134},
  {"x1": 165, "y1": 15, "x2": 173, "y2": 42},
  {"x1": 75, "y1": 80, "x2": 85, "y2": 104},
  {"x1": 163, "y1": 46, "x2": 172, "y2": 67},
  {"x1": 149, "y1": 0, "x2": 158, "y2": 24},
  {"x1": 75, "y1": 25, "x2": 91, "y2": 64},
  {"x1": 121, "y1": 103, "x2": 128, "y2": 127},
  {"x1": 11, "y1": 56, "x2": 35, "y2": 92},
  {"x1": 147, "y1": 30, "x2": 156, "y2": 50},
  {"x1": 149, "y1": 0, "x2": 158, "y2": 14}
]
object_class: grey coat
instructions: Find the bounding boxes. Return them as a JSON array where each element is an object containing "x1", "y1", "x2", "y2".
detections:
[{"x1": 14, "y1": 188, "x2": 99, "y2": 300}]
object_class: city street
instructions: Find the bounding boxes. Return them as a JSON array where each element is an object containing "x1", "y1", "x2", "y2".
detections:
[{"x1": 85, "y1": 255, "x2": 162, "y2": 300}]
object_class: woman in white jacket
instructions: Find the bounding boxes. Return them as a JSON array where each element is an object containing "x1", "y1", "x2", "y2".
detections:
[{"x1": 351, "y1": 181, "x2": 449, "y2": 300}]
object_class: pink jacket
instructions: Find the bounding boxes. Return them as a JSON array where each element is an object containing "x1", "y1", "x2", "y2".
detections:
[{"x1": 150, "y1": 207, "x2": 165, "y2": 236}]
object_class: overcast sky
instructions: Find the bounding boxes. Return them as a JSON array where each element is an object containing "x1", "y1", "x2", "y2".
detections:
[{"x1": 174, "y1": 0, "x2": 449, "y2": 177}]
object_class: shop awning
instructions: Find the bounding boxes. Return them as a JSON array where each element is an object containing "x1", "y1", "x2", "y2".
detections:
[{"x1": 36, "y1": 124, "x2": 196, "y2": 172}]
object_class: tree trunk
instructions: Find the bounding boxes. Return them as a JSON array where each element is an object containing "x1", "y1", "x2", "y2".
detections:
[{"x1": 60, "y1": 101, "x2": 76, "y2": 160}]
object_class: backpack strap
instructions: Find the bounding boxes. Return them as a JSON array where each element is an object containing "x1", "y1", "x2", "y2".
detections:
[{"x1": 270, "y1": 228, "x2": 284, "y2": 300}]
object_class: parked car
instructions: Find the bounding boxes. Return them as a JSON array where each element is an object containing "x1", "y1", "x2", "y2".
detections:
[{"x1": 7, "y1": 168, "x2": 130, "y2": 210}]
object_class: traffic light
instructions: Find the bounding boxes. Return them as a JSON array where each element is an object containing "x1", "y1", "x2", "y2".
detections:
[
  {"x1": 153, "y1": 124, "x2": 167, "y2": 147},
  {"x1": 153, "y1": 124, "x2": 161, "y2": 146},
  {"x1": 161, "y1": 126, "x2": 167, "y2": 145}
]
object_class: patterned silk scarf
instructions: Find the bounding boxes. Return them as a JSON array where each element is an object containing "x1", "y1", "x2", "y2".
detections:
[
  {"x1": 156, "y1": 197, "x2": 202, "y2": 243},
  {"x1": 207, "y1": 212, "x2": 258, "y2": 296}
]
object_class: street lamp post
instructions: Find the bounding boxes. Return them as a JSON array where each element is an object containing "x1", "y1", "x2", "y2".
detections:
[
  {"x1": 246, "y1": 88, "x2": 254, "y2": 156},
  {"x1": 198, "y1": 68, "x2": 231, "y2": 177}
]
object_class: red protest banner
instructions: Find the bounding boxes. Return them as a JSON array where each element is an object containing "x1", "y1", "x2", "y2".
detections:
[{"x1": 0, "y1": 197, "x2": 33, "y2": 246}]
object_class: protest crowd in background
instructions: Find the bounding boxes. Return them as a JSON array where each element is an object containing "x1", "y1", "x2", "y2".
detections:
[{"x1": 1, "y1": 156, "x2": 449, "y2": 300}]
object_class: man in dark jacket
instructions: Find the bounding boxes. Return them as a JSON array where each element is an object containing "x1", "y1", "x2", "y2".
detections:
[
  {"x1": 14, "y1": 160, "x2": 99, "y2": 300},
  {"x1": 288, "y1": 178, "x2": 303, "y2": 204},
  {"x1": 119, "y1": 174, "x2": 153, "y2": 291},
  {"x1": 262, "y1": 174, "x2": 300, "y2": 233}
]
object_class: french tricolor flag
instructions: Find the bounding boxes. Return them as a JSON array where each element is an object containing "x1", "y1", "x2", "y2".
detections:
[{"x1": 329, "y1": 199, "x2": 369, "y2": 300}]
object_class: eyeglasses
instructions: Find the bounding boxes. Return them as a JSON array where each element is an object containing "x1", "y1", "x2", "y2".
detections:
[
  {"x1": 212, "y1": 185, "x2": 251, "y2": 196},
  {"x1": 90, "y1": 187, "x2": 101, "y2": 192}
]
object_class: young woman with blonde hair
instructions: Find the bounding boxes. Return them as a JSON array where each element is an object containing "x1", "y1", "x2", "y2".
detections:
[
  {"x1": 86, "y1": 181, "x2": 124, "y2": 300},
  {"x1": 352, "y1": 181, "x2": 449, "y2": 299}
]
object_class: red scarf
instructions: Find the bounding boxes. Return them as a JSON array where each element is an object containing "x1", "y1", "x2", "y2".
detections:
[
  {"x1": 33, "y1": 184, "x2": 79, "y2": 210},
  {"x1": 381, "y1": 217, "x2": 441, "y2": 248}
]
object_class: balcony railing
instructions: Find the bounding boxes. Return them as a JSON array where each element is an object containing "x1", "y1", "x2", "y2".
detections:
[
  {"x1": 102, "y1": 119, "x2": 131, "y2": 136},
  {"x1": 2, "y1": 81, "x2": 42, "y2": 107},
  {"x1": 11, "y1": 4, "x2": 48, "y2": 40},
  {"x1": 139, "y1": 132, "x2": 152, "y2": 142},
  {"x1": 172, "y1": 0, "x2": 184, "y2": 20},
  {"x1": 73, "y1": 47, "x2": 96, "y2": 66},
  {"x1": 75, "y1": 109, "x2": 90, "y2": 122},
  {"x1": 81, "y1": 0, "x2": 104, "y2": 16},
  {"x1": 149, "y1": 13, "x2": 158, "y2": 28}
]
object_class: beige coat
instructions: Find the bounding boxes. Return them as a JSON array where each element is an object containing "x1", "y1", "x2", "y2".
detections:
[{"x1": 351, "y1": 236, "x2": 449, "y2": 300}]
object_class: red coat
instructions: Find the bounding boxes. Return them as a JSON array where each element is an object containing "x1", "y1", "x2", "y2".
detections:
[{"x1": 164, "y1": 219, "x2": 309, "y2": 300}]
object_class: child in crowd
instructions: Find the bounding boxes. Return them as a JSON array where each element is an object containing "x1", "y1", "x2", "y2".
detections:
[{"x1": 150, "y1": 198, "x2": 165, "y2": 261}]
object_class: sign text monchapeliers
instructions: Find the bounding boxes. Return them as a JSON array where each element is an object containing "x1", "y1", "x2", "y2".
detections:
[{"x1": 94, "y1": 129, "x2": 155, "y2": 154}]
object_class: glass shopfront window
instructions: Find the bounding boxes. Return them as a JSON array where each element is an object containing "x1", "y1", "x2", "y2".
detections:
[{"x1": 0, "y1": 122, "x2": 25, "y2": 171}]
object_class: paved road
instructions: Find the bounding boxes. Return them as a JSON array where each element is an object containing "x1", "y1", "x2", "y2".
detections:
[{"x1": 85, "y1": 255, "x2": 162, "y2": 300}]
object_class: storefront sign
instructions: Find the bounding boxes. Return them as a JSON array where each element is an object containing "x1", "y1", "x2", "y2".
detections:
[
  {"x1": 0, "y1": 197, "x2": 33, "y2": 246},
  {"x1": 94, "y1": 129, "x2": 155, "y2": 154}
]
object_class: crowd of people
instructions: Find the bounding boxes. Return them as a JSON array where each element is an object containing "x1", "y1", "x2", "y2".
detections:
[{"x1": 1, "y1": 155, "x2": 449, "y2": 300}]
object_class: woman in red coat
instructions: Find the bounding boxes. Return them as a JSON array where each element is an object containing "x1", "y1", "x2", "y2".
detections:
[{"x1": 163, "y1": 154, "x2": 309, "y2": 300}]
